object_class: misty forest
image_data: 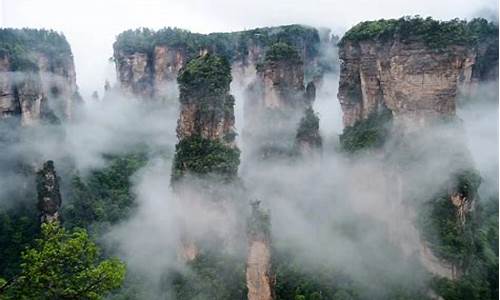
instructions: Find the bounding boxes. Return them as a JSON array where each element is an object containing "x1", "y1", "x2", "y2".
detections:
[{"x1": 0, "y1": 8, "x2": 498, "y2": 300}]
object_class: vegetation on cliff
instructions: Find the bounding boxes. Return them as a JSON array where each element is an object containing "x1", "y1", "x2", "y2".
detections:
[
  {"x1": 177, "y1": 54, "x2": 232, "y2": 101},
  {"x1": 419, "y1": 170, "x2": 498, "y2": 300},
  {"x1": 295, "y1": 107, "x2": 322, "y2": 150},
  {"x1": 340, "y1": 16, "x2": 498, "y2": 49},
  {"x1": 172, "y1": 135, "x2": 240, "y2": 181},
  {"x1": 420, "y1": 170, "x2": 481, "y2": 264},
  {"x1": 339, "y1": 108, "x2": 393, "y2": 153},
  {"x1": 0, "y1": 28, "x2": 72, "y2": 71},
  {"x1": 113, "y1": 24, "x2": 319, "y2": 62},
  {"x1": 262, "y1": 42, "x2": 303, "y2": 65}
]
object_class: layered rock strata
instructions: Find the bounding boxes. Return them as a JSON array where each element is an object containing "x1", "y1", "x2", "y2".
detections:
[{"x1": 0, "y1": 29, "x2": 79, "y2": 125}]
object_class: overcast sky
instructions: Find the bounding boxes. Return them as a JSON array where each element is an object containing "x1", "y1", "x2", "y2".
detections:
[{"x1": 1, "y1": 0, "x2": 498, "y2": 97}]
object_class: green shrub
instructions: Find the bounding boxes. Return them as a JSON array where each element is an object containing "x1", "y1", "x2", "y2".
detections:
[
  {"x1": 172, "y1": 135, "x2": 240, "y2": 181},
  {"x1": 339, "y1": 108, "x2": 392, "y2": 153}
]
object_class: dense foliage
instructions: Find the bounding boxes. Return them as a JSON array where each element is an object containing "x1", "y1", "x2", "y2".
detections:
[
  {"x1": 340, "y1": 16, "x2": 498, "y2": 49},
  {"x1": 172, "y1": 135, "x2": 240, "y2": 181},
  {"x1": 177, "y1": 54, "x2": 232, "y2": 101},
  {"x1": 0, "y1": 153, "x2": 145, "y2": 287},
  {"x1": 113, "y1": 24, "x2": 320, "y2": 63},
  {"x1": 0, "y1": 28, "x2": 72, "y2": 71},
  {"x1": 169, "y1": 246, "x2": 247, "y2": 299},
  {"x1": 0, "y1": 202, "x2": 38, "y2": 279},
  {"x1": 273, "y1": 249, "x2": 359, "y2": 300},
  {"x1": 262, "y1": 42, "x2": 303, "y2": 65},
  {"x1": 420, "y1": 170, "x2": 481, "y2": 264},
  {"x1": 63, "y1": 153, "x2": 148, "y2": 231},
  {"x1": 0, "y1": 222, "x2": 125, "y2": 300},
  {"x1": 420, "y1": 170, "x2": 498, "y2": 300},
  {"x1": 339, "y1": 108, "x2": 393, "y2": 153}
]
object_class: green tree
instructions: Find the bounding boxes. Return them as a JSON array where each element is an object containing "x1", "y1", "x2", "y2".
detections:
[{"x1": 0, "y1": 222, "x2": 125, "y2": 300}]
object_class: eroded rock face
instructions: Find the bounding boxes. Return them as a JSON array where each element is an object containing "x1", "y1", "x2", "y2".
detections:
[
  {"x1": 247, "y1": 240, "x2": 273, "y2": 300},
  {"x1": 0, "y1": 51, "x2": 78, "y2": 124},
  {"x1": 337, "y1": 20, "x2": 497, "y2": 282},
  {"x1": 113, "y1": 25, "x2": 323, "y2": 100},
  {"x1": 36, "y1": 160, "x2": 62, "y2": 224},
  {"x1": 175, "y1": 54, "x2": 236, "y2": 146},
  {"x1": 338, "y1": 40, "x2": 496, "y2": 129},
  {"x1": 115, "y1": 51, "x2": 152, "y2": 98},
  {"x1": 246, "y1": 201, "x2": 273, "y2": 300},
  {"x1": 0, "y1": 56, "x2": 18, "y2": 117},
  {"x1": 172, "y1": 54, "x2": 241, "y2": 261},
  {"x1": 243, "y1": 44, "x2": 321, "y2": 158},
  {"x1": 153, "y1": 46, "x2": 185, "y2": 99}
]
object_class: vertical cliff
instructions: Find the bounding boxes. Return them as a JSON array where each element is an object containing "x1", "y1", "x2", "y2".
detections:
[
  {"x1": 170, "y1": 54, "x2": 241, "y2": 263},
  {"x1": 244, "y1": 43, "x2": 322, "y2": 158},
  {"x1": 113, "y1": 25, "x2": 322, "y2": 100},
  {"x1": 36, "y1": 160, "x2": 62, "y2": 224},
  {"x1": 0, "y1": 29, "x2": 79, "y2": 125},
  {"x1": 172, "y1": 53, "x2": 240, "y2": 181},
  {"x1": 337, "y1": 17, "x2": 498, "y2": 282},
  {"x1": 246, "y1": 201, "x2": 273, "y2": 300},
  {"x1": 337, "y1": 17, "x2": 498, "y2": 129}
]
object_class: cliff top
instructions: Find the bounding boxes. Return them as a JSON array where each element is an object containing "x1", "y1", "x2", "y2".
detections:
[
  {"x1": 0, "y1": 28, "x2": 72, "y2": 71},
  {"x1": 339, "y1": 16, "x2": 498, "y2": 49},
  {"x1": 113, "y1": 24, "x2": 319, "y2": 61}
]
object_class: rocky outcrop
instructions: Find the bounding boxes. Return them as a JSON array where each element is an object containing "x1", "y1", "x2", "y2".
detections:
[
  {"x1": 36, "y1": 160, "x2": 62, "y2": 224},
  {"x1": 295, "y1": 106, "x2": 322, "y2": 155},
  {"x1": 338, "y1": 18, "x2": 498, "y2": 129},
  {"x1": 338, "y1": 41, "x2": 476, "y2": 128},
  {"x1": 243, "y1": 43, "x2": 321, "y2": 158},
  {"x1": 0, "y1": 29, "x2": 79, "y2": 125},
  {"x1": 171, "y1": 54, "x2": 241, "y2": 261},
  {"x1": 175, "y1": 54, "x2": 236, "y2": 147},
  {"x1": 246, "y1": 201, "x2": 273, "y2": 300},
  {"x1": 114, "y1": 51, "x2": 152, "y2": 98},
  {"x1": 113, "y1": 25, "x2": 322, "y2": 100},
  {"x1": 338, "y1": 18, "x2": 497, "y2": 282}
]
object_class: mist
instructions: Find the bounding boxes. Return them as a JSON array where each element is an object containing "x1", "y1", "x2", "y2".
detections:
[{"x1": 1, "y1": 2, "x2": 498, "y2": 299}]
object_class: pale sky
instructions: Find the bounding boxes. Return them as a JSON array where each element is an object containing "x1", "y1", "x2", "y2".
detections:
[{"x1": 1, "y1": 0, "x2": 498, "y2": 98}]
